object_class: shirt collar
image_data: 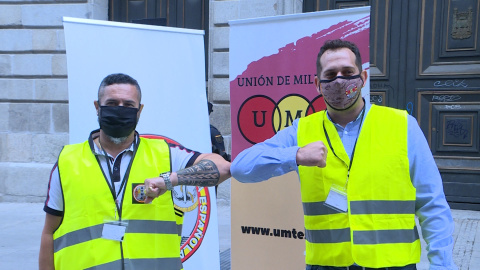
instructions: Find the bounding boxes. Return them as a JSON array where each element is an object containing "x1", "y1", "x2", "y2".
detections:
[{"x1": 326, "y1": 98, "x2": 371, "y2": 129}]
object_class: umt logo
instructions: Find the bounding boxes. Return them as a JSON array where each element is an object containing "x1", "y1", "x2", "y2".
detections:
[{"x1": 237, "y1": 94, "x2": 326, "y2": 144}]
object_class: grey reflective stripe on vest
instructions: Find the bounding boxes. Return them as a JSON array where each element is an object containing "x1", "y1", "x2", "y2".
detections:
[
  {"x1": 54, "y1": 224, "x2": 103, "y2": 253},
  {"x1": 353, "y1": 226, "x2": 419, "y2": 244},
  {"x1": 85, "y1": 257, "x2": 182, "y2": 270},
  {"x1": 54, "y1": 220, "x2": 177, "y2": 253},
  {"x1": 305, "y1": 228, "x2": 351, "y2": 243},
  {"x1": 177, "y1": 224, "x2": 183, "y2": 236},
  {"x1": 306, "y1": 226, "x2": 419, "y2": 245},
  {"x1": 303, "y1": 201, "x2": 341, "y2": 215},
  {"x1": 350, "y1": 200, "x2": 416, "y2": 215},
  {"x1": 126, "y1": 220, "x2": 178, "y2": 234}
]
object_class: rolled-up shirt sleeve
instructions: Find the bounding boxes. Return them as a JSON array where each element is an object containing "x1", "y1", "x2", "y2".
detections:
[
  {"x1": 44, "y1": 162, "x2": 64, "y2": 216},
  {"x1": 231, "y1": 120, "x2": 300, "y2": 183}
]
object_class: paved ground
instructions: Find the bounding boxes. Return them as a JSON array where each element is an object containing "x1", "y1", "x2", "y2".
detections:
[
  {"x1": 0, "y1": 202, "x2": 478, "y2": 269},
  {"x1": 0, "y1": 203, "x2": 44, "y2": 269}
]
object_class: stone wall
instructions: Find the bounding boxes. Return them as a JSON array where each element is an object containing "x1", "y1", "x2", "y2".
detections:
[
  {"x1": 0, "y1": 0, "x2": 303, "y2": 203},
  {"x1": 208, "y1": 0, "x2": 303, "y2": 205},
  {"x1": 0, "y1": 0, "x2": 107, "y2": 202}
]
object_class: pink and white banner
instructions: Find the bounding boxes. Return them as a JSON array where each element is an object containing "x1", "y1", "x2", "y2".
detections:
[{"x1": 229, "y1": 7, "x2": 370, "y2": 269}]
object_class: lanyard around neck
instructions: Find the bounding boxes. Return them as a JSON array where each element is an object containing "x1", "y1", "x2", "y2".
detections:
[
  {"x1": 100, "y1": 139, "x2": 137, "y2": 198},
  {"x1": 322, "y1": 105, "x2": 365, "y2": 187}
]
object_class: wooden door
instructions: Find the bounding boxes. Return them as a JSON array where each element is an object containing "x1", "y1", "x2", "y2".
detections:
[{"x1": 303, "y1": 0, "x2": 480, "y2": 210}]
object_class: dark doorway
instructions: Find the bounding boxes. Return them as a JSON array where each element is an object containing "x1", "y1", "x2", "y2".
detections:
[{"x1": 109, "y1": 0, "x2": 209, "y2": 78}]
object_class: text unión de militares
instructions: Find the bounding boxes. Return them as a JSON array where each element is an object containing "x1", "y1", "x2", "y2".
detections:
[{"x1": 236, "y1": 74, "x2": 317, "y2": 87}]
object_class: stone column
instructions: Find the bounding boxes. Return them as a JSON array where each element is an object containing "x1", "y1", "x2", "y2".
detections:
[{"x1": 208, "y1": 0, "x2": 303, "y2": 205}]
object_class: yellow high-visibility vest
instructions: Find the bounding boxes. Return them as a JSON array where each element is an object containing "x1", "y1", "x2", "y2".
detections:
[
  {"x1": 297, "y1": 105, "x2": 420, "y2": 268},
  {"x1": 54, "y1": 138, "x2": 182, "y2": 269}
]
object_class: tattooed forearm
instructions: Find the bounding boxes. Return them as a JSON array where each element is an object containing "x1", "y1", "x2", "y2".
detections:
[{"x1": 177, "y1": 159, "x2": 221, "y2": 186}]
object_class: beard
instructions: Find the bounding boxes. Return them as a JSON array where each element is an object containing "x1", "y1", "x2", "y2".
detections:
[{"x1": 105, "y1": 134, "x2": 129, "y2": 145}]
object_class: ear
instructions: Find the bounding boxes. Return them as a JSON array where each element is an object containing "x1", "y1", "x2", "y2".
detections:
[
  {"x1": 314, "y1": 76, "x2": 322, "y2": 95},
  {"x1": 137, "y1": 104, "x2": 144, "y2": 117},
  {"x1": 94, "y1": 101, "x2": 100, "y2": 115},
  {"x1": 360, "y1": 70, "x2": 368, "y2": 87}
]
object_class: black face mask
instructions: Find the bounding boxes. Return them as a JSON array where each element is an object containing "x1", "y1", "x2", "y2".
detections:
[{"x1": 99, "y1": 106, "x2": 139, "y2": 138}]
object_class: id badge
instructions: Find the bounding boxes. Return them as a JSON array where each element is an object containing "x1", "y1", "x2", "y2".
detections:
[
  {"x1": 324, "y1": 184, "x2": 348, "y2": 213},
  {"x1": 102, "y1": 220, "x2": 128, "y2": 242}
]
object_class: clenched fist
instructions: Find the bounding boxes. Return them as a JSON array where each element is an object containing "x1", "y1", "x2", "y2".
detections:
[
  {"x1": 296, "y1": 141, "x2": 327, "y2": 167},
  {"x1": 144, "y1": 177, "x2": 167, "y2": 204}
]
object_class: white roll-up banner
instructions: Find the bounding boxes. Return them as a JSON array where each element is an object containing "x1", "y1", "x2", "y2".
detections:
[{"x1": 64, "y1": 17, "x2": 220, "y2": 270}]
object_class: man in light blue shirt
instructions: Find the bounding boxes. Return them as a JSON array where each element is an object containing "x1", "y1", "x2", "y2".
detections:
[{"x1": 231, "y1": 39, "x2": 457, "y2": 270}]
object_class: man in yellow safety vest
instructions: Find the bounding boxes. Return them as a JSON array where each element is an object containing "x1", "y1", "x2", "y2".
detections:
[
  {"x1": 39, "y1": 73, "x2": 231, "y2": 270},
  {"x1": 231, "y1": 40, "x2": 457, "y2": 270}
]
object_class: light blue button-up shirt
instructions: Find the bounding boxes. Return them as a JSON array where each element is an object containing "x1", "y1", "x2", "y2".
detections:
[{"x1": 231, "y1": 102, "x2": 457, "y2": 270}]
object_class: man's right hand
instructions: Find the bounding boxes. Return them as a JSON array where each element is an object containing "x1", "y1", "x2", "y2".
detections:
[{"x1": 296, "y1": 141, "x2": 327, "y2": 167}]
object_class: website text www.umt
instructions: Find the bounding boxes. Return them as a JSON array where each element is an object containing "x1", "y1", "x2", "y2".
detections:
[{"x1": 241, "y1": 225, "x2": 305, "y2": 239}]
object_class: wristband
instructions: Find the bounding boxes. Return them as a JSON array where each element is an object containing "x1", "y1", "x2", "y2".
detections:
[{"x1": 160, "y1": 172, "x2": 173, "y2": 190}]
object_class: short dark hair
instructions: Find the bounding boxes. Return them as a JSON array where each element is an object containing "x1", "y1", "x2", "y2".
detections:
[
  {"x1": 316, "y1": 39, "x2": 363, "y2": 76},
  {"x1": 98, "y1": 73, "x2": 142, "y2": 103}
]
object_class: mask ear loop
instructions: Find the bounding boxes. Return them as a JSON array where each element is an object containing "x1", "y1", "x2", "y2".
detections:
[{"x1": 359, "y1": 74, "x2": 365, "y2": 87}]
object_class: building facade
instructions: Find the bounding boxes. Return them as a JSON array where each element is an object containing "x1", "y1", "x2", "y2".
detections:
[
  {"x1": 1, "y1": 0, "x2": 479, "y2": 210},
  {"x1": 0, "y1": 0, "x2": 301, "y2": 203}
]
